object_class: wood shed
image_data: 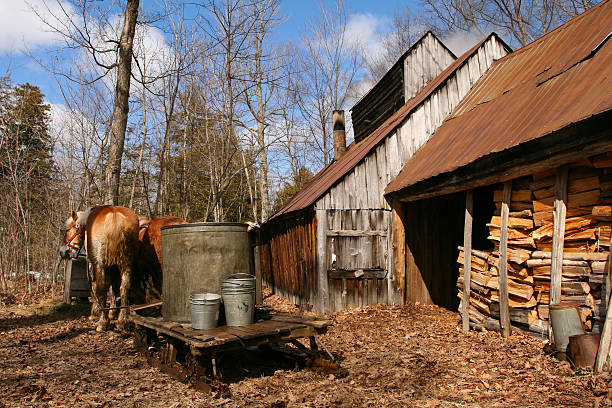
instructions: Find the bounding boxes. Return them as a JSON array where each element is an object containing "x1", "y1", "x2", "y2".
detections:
[
  {"x1": 384, "y1": 0, "x2": 612, "y2": 339},
  {"x1": 261, "y1": 32, "x2": 511, "y2": 313}
]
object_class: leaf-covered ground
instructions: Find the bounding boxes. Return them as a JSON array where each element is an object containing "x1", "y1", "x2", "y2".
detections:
[{"x1": 1, "y1": 293, "x2": 611, "y2": 407}]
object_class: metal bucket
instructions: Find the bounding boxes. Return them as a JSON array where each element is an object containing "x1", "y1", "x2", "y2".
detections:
[
  {"x1": 550, "y1": 302, "x2": 585, "y2": 352},
  {"x1": 221, "y1": 273, "x2": 255, "y2": 326},
  {"x1": 190, "y1": 293, "x2": 221, "y2": 330}
]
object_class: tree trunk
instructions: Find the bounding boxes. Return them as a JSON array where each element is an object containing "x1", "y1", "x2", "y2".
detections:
[{"x1": 105, "y1": 0, "x2": 139, "y2": 205}]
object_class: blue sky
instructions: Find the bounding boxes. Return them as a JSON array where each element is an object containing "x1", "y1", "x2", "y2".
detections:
[{"x1": 0, "y1": 1, "x2": 424, "y2": 107}]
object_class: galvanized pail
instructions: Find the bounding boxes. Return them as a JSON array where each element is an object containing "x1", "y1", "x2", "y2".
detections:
[
  {"x1": 221, "y1": 273, "x2": 255, "y2": 327},
  {"x1": 550, "y1": 302, "x2": 585, "y2": 352},
  {"x1": 190, "y1": 293, "x2": 221, "y2": 330}
]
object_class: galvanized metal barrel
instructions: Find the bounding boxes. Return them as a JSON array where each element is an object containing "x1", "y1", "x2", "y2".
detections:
[
  {"x1": 550, "y1": 302, "x2": 585, "y2": 352},
  {"x1": 161, "y1": 222, "x2": 253, "y2": 322}
]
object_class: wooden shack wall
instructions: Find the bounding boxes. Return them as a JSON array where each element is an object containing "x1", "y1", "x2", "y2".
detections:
[
  {"x1": 351, "y1": 33, "x2": 456, "y2": 144},
  {"x1": 260, "y1": 211, "x2": 317, "y2": 310}
]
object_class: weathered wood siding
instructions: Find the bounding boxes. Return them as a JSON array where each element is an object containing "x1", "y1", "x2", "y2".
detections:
[
  {"x1": 325, "y1": 209, "x2": 392, "y2": 312},
  {"x1": 404, "y1": 33, "x2": 456, "y2": 101},
  {"x1": 260, "y1": 211, "x2": 317, "y2": 309},
  {"x1": 351, "y1": 32, "x2": 456, "y2": 144}
]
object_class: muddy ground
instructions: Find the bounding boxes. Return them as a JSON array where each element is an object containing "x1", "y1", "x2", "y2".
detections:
[{"x1": 1, "y1": 291, "x2": 612, "y2": 408}]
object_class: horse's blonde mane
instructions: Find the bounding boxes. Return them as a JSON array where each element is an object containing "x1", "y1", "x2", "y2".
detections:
[{"x1": 76, "y1": 207, "x2": 93, "y2": 226}]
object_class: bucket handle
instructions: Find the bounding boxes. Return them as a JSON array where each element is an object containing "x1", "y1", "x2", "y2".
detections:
[{"x1": 227, "y1": 273, "x2": 255, "y2": 279}]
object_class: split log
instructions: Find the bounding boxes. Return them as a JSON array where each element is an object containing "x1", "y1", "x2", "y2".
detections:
[
  {"x1": 494, "y1": 189, "x2": 532, "y2": 202},
  {"x1": 489, "y1": 216, "x2": 534, "y2": 230},
  {"x1": 509, "y1": 209, "x2": 533, "y2": 219},
  {"x1": 488, "y1": 225, "x2": 531, "y2": 240},
  {"x1": 533, "y1": 190, "x2": 600, "y2": 212},
  {"x1": 492, "y1": 247, "x2": 532, "y2": 264},
  {"x1": 456, "y1": 252, "x2": 488, "y2": 271},
  {"x1": 533, "y1": 208, "x2": 591, "y2": 227},
  {"x1": 534, "y1": 281, "x2": 590, "y2": 295},
  {"x1": 592, "y1": 261, "x2": 610, "y2": 274},
  {"x1": 530, "y1": 251, "x2": 608, "y2": 261},
  {"x1": 526, "y1": 259, "x2": 590, "y2": 268},
  {"x1": 537, "y1": 292, "x2": 594, "y2": 308},
  {"x1": 489, "y1": 291, "x2": 537, "y2": 308},
  {"x1": 531, "y1": 265, "x2": 591, "y2": 280},
  {"x1": 457, "y1": 246, "x2": 489, "y2": 260},
  {"x1": 489, "y1": 303, "x2": 537, "y2": 325},
  {"x1": 495, "y1": 201, "x2": 534, "y2": 212},
  {"x1": 532, "y1": 216, "x2": 595, "y2": 241},
  {"x1": 487, "y1": 235, "x2": 536, "y2": 248}
]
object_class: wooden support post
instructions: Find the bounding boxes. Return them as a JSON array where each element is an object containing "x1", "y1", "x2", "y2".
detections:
[
  {"x1": 550, "y1": 167, "x2": 568, "y2": 340},
  {"x1": 316, "y1": 209, "x2": 329, "y2": 313},
  {"x1": 462, "y1": 190, "x2": 474, "y2": 332},
  {"x1": 595, "y1": 238, "x2": 612, "y2": 372},
  {"x1": 498, "y1": 181, "x2": 512, "y2": 338},
  {"x1": 391, "y1": 200, "x2": 405, "y2": 305}
]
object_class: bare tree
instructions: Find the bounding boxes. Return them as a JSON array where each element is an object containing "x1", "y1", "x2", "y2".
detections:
[
  {"x1": 297, "y1": 0, "x2": 360, "y2": 166},
  {"x1": 421, "y1": 0, "x2": 597, "y2": 46},
  {"x1": 104, "y1": 0, "x2": 139, "y2": 204},
  {"x1": 363, "y1": 9, "x2": 427, "y2": 83}
]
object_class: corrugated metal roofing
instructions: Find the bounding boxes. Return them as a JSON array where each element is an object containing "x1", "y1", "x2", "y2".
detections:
[
  {"x1": 385, "y1": 0, "x2": 612, "y2": 196},
  {"x1": 270, "y1": 33, "x2": 505, "y2": 220}
]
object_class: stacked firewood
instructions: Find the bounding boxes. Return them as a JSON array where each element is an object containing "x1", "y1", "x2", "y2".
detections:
[{"x1": 458, "y1": 153, "x2": 612, "y2": 336}]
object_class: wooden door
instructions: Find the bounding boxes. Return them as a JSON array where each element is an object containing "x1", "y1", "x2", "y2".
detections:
[{"x1": 325, "y1": 209, "x2": 392, "y2": 311}]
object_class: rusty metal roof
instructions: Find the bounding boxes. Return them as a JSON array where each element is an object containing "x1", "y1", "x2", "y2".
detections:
[
  {"x1": 385, "y1": 0, "x2": 612, "y2": 197},
  {"x1": 269, "y1": 34, "x2": 505, "y2": 220}
]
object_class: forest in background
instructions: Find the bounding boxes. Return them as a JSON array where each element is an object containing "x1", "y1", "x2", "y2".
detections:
[{"x1": 0, "y1": 0, "x2": 596, "y2": 302}]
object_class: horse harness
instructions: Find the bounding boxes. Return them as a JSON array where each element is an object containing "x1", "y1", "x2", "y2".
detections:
[{"x1": 64, "y1": 224, "x2": 87, "y2": 257}]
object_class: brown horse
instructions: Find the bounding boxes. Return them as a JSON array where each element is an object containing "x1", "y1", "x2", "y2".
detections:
[
  {"x1": 133, "y1": 216, "x2": 187, "y2": 303},
  {"x1": 60, "y1": 206, "x2": 139, "y2": 332}
]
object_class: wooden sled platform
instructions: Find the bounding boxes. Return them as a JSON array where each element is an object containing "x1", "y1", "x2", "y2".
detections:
[
  {"x1": 130, "y1": 311, "x2": 331, "y2": 354},
  {"x1": 129, "y1": 305, "x2": 334, "y2": 392}
]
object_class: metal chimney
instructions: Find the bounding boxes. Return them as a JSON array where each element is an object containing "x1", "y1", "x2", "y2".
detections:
[{"x1": 333, "y1": 110, "x2": 346, "y2": 161}]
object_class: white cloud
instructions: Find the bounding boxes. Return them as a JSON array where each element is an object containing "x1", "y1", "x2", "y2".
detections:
[
  {"x1": 444, "y1": 30, "x2": 484, "y2": 56},
  {"x1": 0, "y1": 0, "x2": 74, "y2": 53},
  {"x1": 345, "y1": 13, "x2": 388, "y2": 59}
]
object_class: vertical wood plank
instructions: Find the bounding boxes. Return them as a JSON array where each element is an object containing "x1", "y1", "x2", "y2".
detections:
[
  {"x1": 392, "y1": 200, "x2": 405, "y2": 305},
  {"x1": 499, "y1": 181, "x2": 512, "y2": 338},
  {"x1": 316, "y1": 209, "x2": 329, "y2": 313},
  {"x1": 550, "y1": 167, "x2": 568, "y2": 308},
  {"x1": 595, "y1": 238, "x2": 612, "y2": 372},
  {"x1": 462, "y1": 190, "x2": 474, "y2": 332}
]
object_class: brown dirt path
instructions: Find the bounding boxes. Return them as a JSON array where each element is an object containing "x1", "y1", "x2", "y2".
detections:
[{"x1": 0, "y1": 295, "x2": 609, "y2": 407}]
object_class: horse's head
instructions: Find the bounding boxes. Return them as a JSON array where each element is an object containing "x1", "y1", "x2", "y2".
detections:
[{"x1": 60, "y1": 210, "x2": 84, "y2": 259}]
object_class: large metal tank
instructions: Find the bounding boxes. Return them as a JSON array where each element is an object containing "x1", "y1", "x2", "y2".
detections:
[{"x1": 161, "y1": 222, "x2": 253, "y2": 322}]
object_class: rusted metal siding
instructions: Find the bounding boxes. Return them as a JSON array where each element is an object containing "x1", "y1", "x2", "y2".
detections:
[
  {"x1": 260, "y1": 211, "x2": 317, "y2": 309},
  {"x1": 386, "y1": 0, "x2": 612, "y2": 197}
]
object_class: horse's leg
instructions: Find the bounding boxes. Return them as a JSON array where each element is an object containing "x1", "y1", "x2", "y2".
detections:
[
  {"x1": 88, "y1": 262, "x2": 101, "y2": 321},
  {"x1": 108, "y1": 273, "x2": 120, "y2": 320},
  {"x1": 92, "y1": 265, "x2": 111, "y2": 332},
  {"x1": 116, "y1": 263, "x2": 132, "y2": 332}
]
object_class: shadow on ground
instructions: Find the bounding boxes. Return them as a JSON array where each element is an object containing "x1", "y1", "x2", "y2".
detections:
[{"x1": 0, "y1": 301, "x2": 91, "y2": 331}]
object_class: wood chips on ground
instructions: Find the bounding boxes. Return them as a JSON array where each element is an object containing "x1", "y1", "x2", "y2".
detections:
[{"x1": 1, "y1": 292, "x2": 611, "y2": 407}]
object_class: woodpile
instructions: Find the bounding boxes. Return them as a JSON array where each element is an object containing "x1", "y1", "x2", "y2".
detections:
[{"x1": 458, "y1": 154, "x2": 612, "y2": 337}]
